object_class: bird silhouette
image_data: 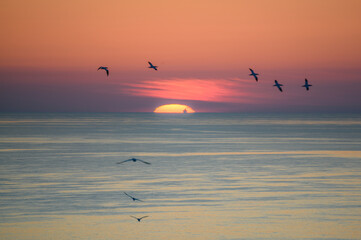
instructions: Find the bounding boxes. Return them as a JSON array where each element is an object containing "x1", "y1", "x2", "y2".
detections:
[
  {"x1": 117, "y1": 158, "x2": 151, "y2": 165},
  {"x1": 130, "y1": 216, "x2": 148, "y2": 222},
  {"x1": 249, "y1": 68, "x2": 259, "y2": 81},
  {"x1": 124, "y1": 192, "x2": 143, "y2": 202},
  {"x1": 97, "y1": 66, "x2": 109, "y2": 76},
  {"x1": 148, "y1": 61, "x2": 158, "y2": 71},
  {"x1": 273, "y1": 80, "x2": 283, "y2": 92},
  {"x1": 302, "y1": 78, "x2": 312, "y2": 91}
]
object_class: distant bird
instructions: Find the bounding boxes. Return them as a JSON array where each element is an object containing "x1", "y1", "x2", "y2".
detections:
[
  {"x1": 124, "y1": 192, "x2": 143, "y2": 202},
  {"x1": 249, "y1": 68, "x2": 259, "y2": 81},
  {"x1": 117, "y1": 158, "x2": 151, "y2": 165},
  {"x1": 273, "y1": 80, "x2": 283, "y2": 92},
  {"x1": 98, "y1": 66, "x2": 109, "y2": 76},
  {"x1": 148, "y1": 61, "x2": 158, "y2": 71},
  {"x1": 302, "y1": 78, "x2": 312, "y2": 91},
  {"x1": 130, "y1": 216, "x2": 148, "y2": 222}
]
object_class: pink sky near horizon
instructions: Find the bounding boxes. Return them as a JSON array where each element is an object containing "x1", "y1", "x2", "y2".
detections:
[{"x1": 0, "y1": 0, "x2": 360, "y2": 112}]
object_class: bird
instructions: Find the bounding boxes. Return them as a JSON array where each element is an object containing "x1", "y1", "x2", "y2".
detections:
[
  {"x1": 302, "y1": 78, "x2": 312, "y2": 91},
  {"x1": 117, "y1": 158, "x2": 151, "y2": 165},
  {"x1": 273, "y1": 80, "x2": 283, "y2": 92},
  {"x1": 130, "y1": 216, "x2": 148, "y2": 222},
  {"x1": 98, "y1": 66, "x2": 109, "y2": 76},
  {"x1": 124, "y1": 192, "x2": 143, "y2": 202},
  {"x1": 249, "y1": 68, "x2": 259, "y2": 81},
  {"x1": 148, "y1": 61, "x2": 158, "y2": 71}
]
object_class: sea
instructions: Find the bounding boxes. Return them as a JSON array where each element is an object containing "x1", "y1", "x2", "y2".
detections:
[{"x1": 0, "y1": 113, "x2": 360, "y2": 240}]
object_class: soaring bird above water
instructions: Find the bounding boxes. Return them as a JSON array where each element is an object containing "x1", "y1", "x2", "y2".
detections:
[
  {"x1": 130, "y1": 216, "x2": 148, "y2": 222},
  {"x1": 124, "y1": 192, "x2": 143, "y2": 202},
  {"x1": 148, "y1": 61, "x2": 158, "y2": 71},
  {"x1": 273, "y1": 80, "x2": 283, "y2": 92},
  {"x1": 302, "y1": 78, "x2": 312, "y2": 91},
  {"x1": 117, "y1": 158, "x2": 151, "y2": 165},
  {"x1": 97, "y1": 66, "x2": 109, "y2": 76},
  {"x1": 249, "y1": 68, "x2": 259, "y2": 81}
]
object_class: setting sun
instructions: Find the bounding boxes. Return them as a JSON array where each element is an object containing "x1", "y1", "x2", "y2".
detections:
[{"x1": 154, "y1": 104, "x2": 195, "y2": 113}]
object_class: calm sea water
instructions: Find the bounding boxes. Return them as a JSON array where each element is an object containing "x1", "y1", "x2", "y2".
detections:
[{"x1": 0, "y1": 113, "x2": 360, "y2": 240}]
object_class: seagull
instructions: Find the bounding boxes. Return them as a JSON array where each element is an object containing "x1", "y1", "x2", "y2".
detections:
[
  {"x1": 302, "y1": 78, "x2": 312, "y2": 91},
  {"x1": 249, "y1": 68, "x2": 259, "y2": 81},
  {"x1": 130, "y1": 216, "x2": 148, "y2": 222},
  {"x1": 117, "y1": 158, "x2": 151, "y2": 165},
  {"x1": 124, "y1": 192, "x2": 143, "y2": 202},
  {"x1": 273, "y1": 80, "x2": 283, "y2": 92},
  {"x1": 148, "y1": 61, "x2": 158, "y2": 71},
  {"x1": 98, "y1": 66, "x2": 109, "y2": 76}
]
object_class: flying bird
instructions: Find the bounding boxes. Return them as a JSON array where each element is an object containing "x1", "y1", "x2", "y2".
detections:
[
  {"x1": 249, "y1": 68, "x2": 259, "y2": 81},
  {"x1": 98, "y1": 66, "x2": 109, "y2": 76},
  {"x1": 273, "y1": 80, "x2": 283, "y2": 92},
  {"x1": 117, "y1": 158, "x2": 151, "y2": 165},
  {"x1": 302, "y1": 78, "x2": 312, "y2": 91},
  {"x1": 148, "y1": 61, "x2": 158, "y2": 71},
  {"x1": 124, "y1": 192, "x2": 143, "y2": 202},
  {"x1": 130, "y1": 216, "x2": 148, "y2": 222}
]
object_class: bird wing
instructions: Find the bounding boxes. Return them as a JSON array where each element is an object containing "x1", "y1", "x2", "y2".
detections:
[
  {"x1": 255, "y1": 75, "x2": 258, "y2": 81},
  {"x1": 138, "y1": 159, "x2": 151, "y2": 165},
  {"x1": 148, "y1": 61, "x2": 153, "y2": 67},
  {"x1": 98, "y1": 67, "x2": 102, "y2": 70},
  {"x1": 130, "y1": 216, "x2": 138, "y2": 220},
  {"x1": 278, "y1": 86, "x2": 283, "y2": 92},
  {"x1": 124, "y1": 192, "x2": 133, "y2": 198},
  {"x1": 124, "y1": 192, "x2": 143, "y2": 201},
  {"x1": 106, "y1": 69, "x2": 109, "y2": 76},
  {"x1": 139, "y1": 216, "x2": 148, "y2": 220},
  {"x1": 249, "y1": 68, "x2": 254, "y2": 74},
  {"x1": 117, "y1": 159, "x2": 131, "y2": 164},
  {"x1": 305, "y1": 79, "x2": 308, "y2": 84}
]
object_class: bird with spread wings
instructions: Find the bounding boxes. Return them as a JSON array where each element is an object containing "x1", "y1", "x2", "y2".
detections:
[
  {"x1": 117, "y1": 158, "x2": 151, "y2": 165},
  {"x1": 273, "y1": 80, "x2": 283, "y2": 92},
  {"x1": 302, "y1": 78, "x2": 312, "y2": 91},
  {"x1": 148, "y1": 61, "x2": 158, "y2": 71},
  {"x1": 249, "y1": 68, "x2": 259, "y2": 81},
  {"x1": 124, "y1": 192, "x2": 143, "y2": 202},
  {"x1": 130, "y1": 216, "x2": 148, "y2": 222},
  {"x1": 97, "y1": 66, "x2": 109, "y2": 76}
]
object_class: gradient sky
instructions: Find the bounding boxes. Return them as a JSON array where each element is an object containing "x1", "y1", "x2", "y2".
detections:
[{"x1": 0, "y1": 0, "x2": 360, "y2": 112}]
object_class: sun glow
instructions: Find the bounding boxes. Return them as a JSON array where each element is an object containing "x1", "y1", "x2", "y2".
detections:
[{"x1": 154, "y1": 104, "x2": 195, "y2": 113}]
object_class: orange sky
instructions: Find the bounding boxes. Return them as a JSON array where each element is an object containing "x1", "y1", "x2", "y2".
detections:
[
  {"x1": 0, "y1": 0, "x2": 360, "y2": 112},
  {"x1": 1, "y1": 0, "x2": 360, "y2": 70}
]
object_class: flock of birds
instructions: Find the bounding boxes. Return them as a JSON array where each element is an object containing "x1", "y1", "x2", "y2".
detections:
[
  {"x1": 99, "y1": 63, "x2": 312, "y2": 222},
  {"x1": 117, "y1": 158, "x2": 151, "y2": 222},
  {"x1": 248, "y1": 68, "x2": 312, "y2": 92},
  {"x1": 98, "y1": 63, "x2": 312, "y2": 93},
  {"x1": 97, "y1": 61, "x2": 157, "y2": 77}
]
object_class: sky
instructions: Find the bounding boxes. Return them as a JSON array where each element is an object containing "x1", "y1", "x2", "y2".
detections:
[{"x1": 0, "y1": 0, "x2": 360, "y2": 113}]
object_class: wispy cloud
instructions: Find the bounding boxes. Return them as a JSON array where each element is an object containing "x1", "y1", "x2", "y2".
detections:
[{"x1": 124, "y1": 78, "x2": 257, "y2": 102}]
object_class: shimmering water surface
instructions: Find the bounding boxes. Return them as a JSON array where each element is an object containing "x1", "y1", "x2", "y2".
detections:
[{"x1": 0, "y1": 113, "x2": 361, "y2": 240}]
